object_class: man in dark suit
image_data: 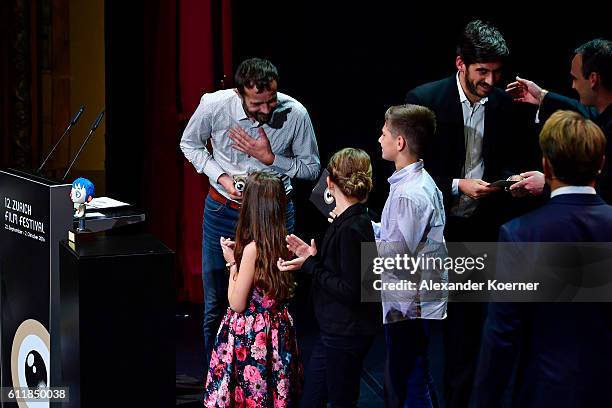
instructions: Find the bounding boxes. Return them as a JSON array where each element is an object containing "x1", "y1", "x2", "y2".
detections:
[
  {"x1": 405, "y1": 20, "x2": 517, "y2": 243},
  {"x1": 507, "y1": 39, "x2": 612, "y2": 203},
  {"x1": 405, "y1": 20, "x2": 518, "y2": 408},
  {"x1": 473, "y1": 110, "x2": 612, "y2": 407}
]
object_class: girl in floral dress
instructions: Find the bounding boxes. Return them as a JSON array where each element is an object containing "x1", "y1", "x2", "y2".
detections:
[{"x1": 203, "y1": 172, "x2": 303, "y2": 408}]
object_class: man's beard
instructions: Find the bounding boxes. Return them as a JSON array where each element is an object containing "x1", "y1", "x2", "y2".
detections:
[
  {"x1": 465, "y1": 73, "x2": 493, "y2": 99},
  {"x1": 243, "y1": 103, "x2": 273, "y2": 124}
]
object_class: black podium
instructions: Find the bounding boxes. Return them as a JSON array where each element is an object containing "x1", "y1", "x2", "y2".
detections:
[
  {"x1": 1, "y1": 169, "x2": 174, "y2": 407},
  {"x1": 59, "y1": 234, "x2": 174, "y2": 408},
  {"x1": 0, "y1": 168, "x2": 73, "y2": 406}
]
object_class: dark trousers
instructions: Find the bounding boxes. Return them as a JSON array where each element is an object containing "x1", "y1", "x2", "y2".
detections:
[
  {"x1": 443, "y1": 214, "x2": 491, "y2": 408},
  {"x1": 300, "y1": 332, "x2": 375, "y2": 408},
  {"x1": 384, "y1": 319, "x2": 440, "y2": 408},
  {"x1": 443, "y1": 302, "x2": 486, "y2": 408}
]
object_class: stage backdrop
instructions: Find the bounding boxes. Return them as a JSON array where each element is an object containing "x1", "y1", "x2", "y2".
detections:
[{"x1": 105, "y1": 0, "x2": 232, "y2": 302}]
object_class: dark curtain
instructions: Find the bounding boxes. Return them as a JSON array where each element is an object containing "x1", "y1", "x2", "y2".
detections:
[
  {"x1": 0, "y1": 0, "x2": 71, "y2": 173},
  {"x1": 0, "y1": 0, "x2": 35, "y2": 169},
  {"x1": 137, "y1": 0, "x2": 232, "y2": 303},
  {"x1": 0, "y1": 0, "x2": 11, "y2": 166}
]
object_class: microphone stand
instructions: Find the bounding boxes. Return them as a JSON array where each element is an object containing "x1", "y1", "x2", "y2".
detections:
[
  {"x1": 62, "y1": 110, "x2": 105, "y2": 181},
  {"x1": 36, "y1": 106, "x2": 85, "y2": 174}
]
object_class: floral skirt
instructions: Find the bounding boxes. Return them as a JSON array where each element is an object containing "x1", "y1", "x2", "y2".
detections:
[{"x1": 203, "y1": 300, "x2": 303, "y2": 407}]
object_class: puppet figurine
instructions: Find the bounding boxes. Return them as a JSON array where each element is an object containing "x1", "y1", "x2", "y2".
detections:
[{"x1": 70, "y1": 177, "x2": 94, "y2": 230}]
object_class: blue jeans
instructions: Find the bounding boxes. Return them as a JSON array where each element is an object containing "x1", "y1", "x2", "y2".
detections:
[
  {"x1": 384, "y1": 319, "x2": 440, "y2": 408},
  {"x1": 201, "y1": 193, "x2": 295, "y2": 370}
]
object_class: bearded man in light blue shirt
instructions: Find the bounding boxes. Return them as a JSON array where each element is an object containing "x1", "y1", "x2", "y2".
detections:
[{"x1": 180, "y1": 58, "x2": 320, "y2": 373}]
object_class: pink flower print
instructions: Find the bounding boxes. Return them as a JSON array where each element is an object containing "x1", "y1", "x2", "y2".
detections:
[
  {"x1": 217, "y1": 379, "x2": 230, "y2": 408},
  {"x1": 272, "y1": 350, "x2": 283, "y2": 371},
  {"x1": 249, "y1": 378, "x2": 267, "y2": 397},
  {"x1": 271, "y1": 329, "x2": 279, "y2": 345},
  {"x1": 209, "y1": 349, "x2": 219, "y2": 368},
  {"x1": 250, "y1": 344, "x2": 266, "y2": 361},
  {"x1": 204, "y1": 390, "x2": 218, "y2": 407},
  {"x1": 277, "y1": 378, "x2": 289, "y2": 399},
  {"x1": 243, "y1": 365, "x2": 262, "y2": 382},
  {"x1": 246, "y1": 398, "x2": 257, "y2": 408},
  {"x1": 274, "y1": 397, "x2": 288, "y2": 408},
  {"x1": 234, "y1": 386, "x2": 245, "y2": 406},
  {"x1": 253, "y1": 314, "x2": 266, "y2": 332},
  {"x1": 244, "y1": 315, "x2": 254, "y2": 332},
  {"x1": 255, "y1": 331, "x2": 267, "y2": 348},
  {"x1": 234, "y1": 316, "x2": 245, "y2": 335},
  {"x1": 235, "y1": 346, "x2": 247, "y2": 361},
  {"x1": 216, "y1": 343, "x2": 227, "y2": 359},
  {"x1": 262, "y1": 295, "x2": 275, "y2": 308},
  {"x1": 218, "y1": 343, "x2": 233, "y2": 365},
  {"x1": 214, "y1": 363, "x2": 225, "y2": 379}
]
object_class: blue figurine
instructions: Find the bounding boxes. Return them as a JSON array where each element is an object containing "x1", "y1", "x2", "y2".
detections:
[{"x1": 70, "y1": 178, "x2": 94, "y2": 230}]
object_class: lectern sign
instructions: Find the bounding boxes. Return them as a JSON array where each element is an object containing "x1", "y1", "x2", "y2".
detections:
[
  {"x1": 4, "y1": 196, "x2": 47, "y2": 242},
  {"x1": 0, "y1": 169, "x2": 72, "y2": 407}
]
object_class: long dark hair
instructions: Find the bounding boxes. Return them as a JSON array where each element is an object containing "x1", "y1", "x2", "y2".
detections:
[{"x1": 234, "y1": 172, "x2": 294, "y2": 301}]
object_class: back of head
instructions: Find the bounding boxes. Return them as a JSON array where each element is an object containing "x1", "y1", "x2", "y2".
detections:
[
  {"x1": 457, "y1": 19, "x2": 510, "y2": 65},
  {"x1": 539, "y1": 110, "x2": 606, "y2": 186},
  {"x1": 327, "y1": 148, "x2": 373, "y2": 202},
  {"x1": 575, "y1": 38, "x2": 612, "y2": 91},
  {"x1": 234, "y1": 58, "x2": 279, "y2": 94},
  {"x1": 384, "y1": 104, "x2": 437, "y2": 157},
  {"x1": 235, "y1": 172, "x2": 293, "y2": 300}
]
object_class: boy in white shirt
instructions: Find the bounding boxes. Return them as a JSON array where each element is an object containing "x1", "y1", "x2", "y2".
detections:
[{"x1": 373, "y1": 104, "x2": 447, "y2": 407}]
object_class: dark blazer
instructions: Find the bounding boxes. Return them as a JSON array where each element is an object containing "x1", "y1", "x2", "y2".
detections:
[
  {"x1": 301, "y1": 203, "x2": 381, "y2": 336},
  {"x1": 541, "y1": 93, "x2": 612, "y2": 203},
  {"x1": 405, "y1": 75, "x2": 517, "y2": 215},
  {"x1": 473, "y1": 193, "x2": 612, "y2": 408}
]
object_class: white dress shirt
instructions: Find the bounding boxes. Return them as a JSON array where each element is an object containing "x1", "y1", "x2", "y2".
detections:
[
  {"x1": 373, "y1": 160, "x2": 448, "y2": 323},
  {"x1": 451, "y1": 73, "x2": 487, "y2": 217},
  {"x1": 550, "y1": 186, "x2": 596, "y2": 198}
]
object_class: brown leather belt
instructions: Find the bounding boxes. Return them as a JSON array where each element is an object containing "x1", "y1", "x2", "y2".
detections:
[{"x1": 209, "y1": 187, "x2": 241, "y2": 210}]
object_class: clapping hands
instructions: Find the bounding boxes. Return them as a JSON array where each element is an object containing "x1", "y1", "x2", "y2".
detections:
[
  {"x1": 277, "y1": 234, "x2": 317, "y2": 272},
  {"x1": 220, "y1": 237, "x2": 236, "y2": 263}
]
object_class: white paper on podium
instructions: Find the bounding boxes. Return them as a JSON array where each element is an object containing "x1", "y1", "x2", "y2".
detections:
[
  {"x1": 84, "y1": 211, "x2": 105, "y2": 218},
  {"x1": 86, "y1": 196, "x2": 130, "y2": 209}
]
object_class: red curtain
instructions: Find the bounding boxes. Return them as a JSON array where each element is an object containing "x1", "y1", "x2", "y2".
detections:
[{"x1": 144, "y1": 0, "x2": 232, "y2": 303}]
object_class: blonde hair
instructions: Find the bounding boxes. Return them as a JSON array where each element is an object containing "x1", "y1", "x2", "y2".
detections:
[
  {"x1": 326, "y1": 148, "x2": 373, "y2": 202},
  {"x1": 539, "y1": 110, "x2": 606, "y2": 185}
]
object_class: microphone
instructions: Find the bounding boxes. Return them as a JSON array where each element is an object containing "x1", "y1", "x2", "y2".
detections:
[
  {"x1": 36, "y1": 106, "x2": 85, "y2": 174},
  {"x1": 62, "y1": 109, "x2": 105, "y2": 181}
]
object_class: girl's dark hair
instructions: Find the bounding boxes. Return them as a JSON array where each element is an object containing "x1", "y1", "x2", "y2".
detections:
[{"x1": 234, "y1": 172, "x2": 294, "y2": 301}]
